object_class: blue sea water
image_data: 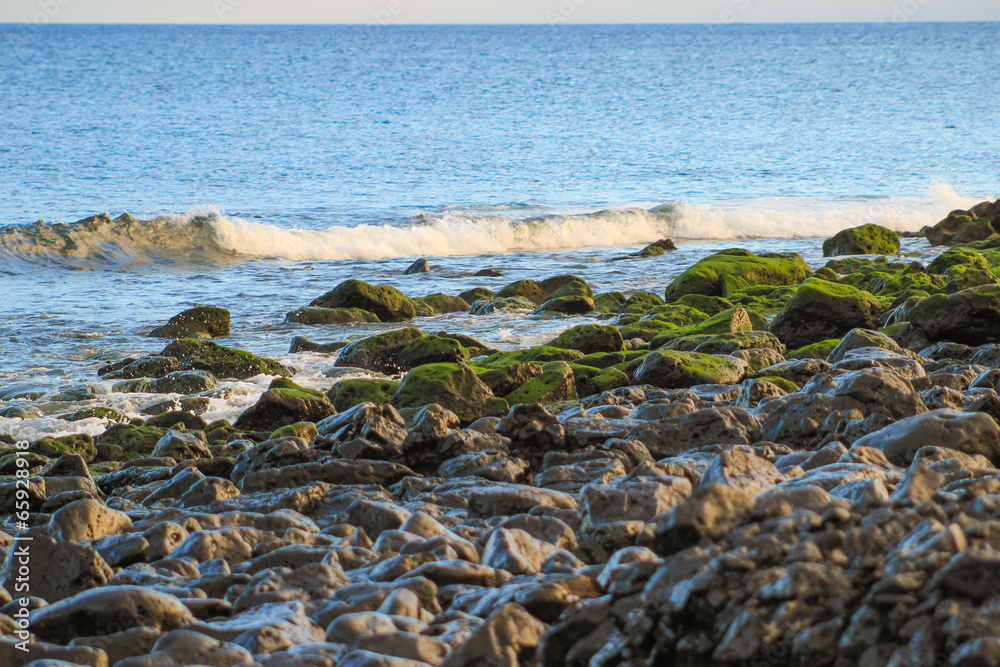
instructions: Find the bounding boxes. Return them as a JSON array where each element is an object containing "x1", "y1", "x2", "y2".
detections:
[{"x1": 0, "y1": 23, "x2": 997, "y2": 437}]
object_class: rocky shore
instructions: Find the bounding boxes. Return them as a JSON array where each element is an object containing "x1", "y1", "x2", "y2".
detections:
[{"x1": 2, "y1": 202, "x2": 1000, "y2": 666}]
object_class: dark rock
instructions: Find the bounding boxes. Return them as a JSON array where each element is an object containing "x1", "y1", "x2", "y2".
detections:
[
  {"x1": 148, "y1": 306, "x2": 230, "y2": 339},
  {"x1": 822, "y1": 223, "x2": 900, "y2": 257},
  {"x1": 309, "y1": 279, "x2": 416, "y2": 322}
]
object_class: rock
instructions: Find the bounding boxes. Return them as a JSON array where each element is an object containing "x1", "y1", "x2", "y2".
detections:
[
  {"x1": 234, "y1": 378, "x2": 336, "y2": 430},
  {"x1": 95, "y1": 424, "x2": 167, "y2": 455},
  {"x1": 329, "y1": 379, "x2": 401, "y2": 412},
  {"x1": 285, "y1": 307, "x2": 381, "y2": 325},
  {"x1": 612, "y1": 238, "x2": 677, "y2": 260},
  {"x1": 148, "y1": 306, "x2": 230, "y2": 339},
  {"x1": 643, "y1": 484, "x2": 755, "y2": 555},
  {"x1": 700, "y1": 448, "x2": 785, "y2": 495},
  {"x1": 403, "y1": 258, "x2": 430, "y2": 274},
  {"x1": 925, "y1": 200, "x2": 1000, "y2": 245},
  {"x1": 471, "y1": 296, "x2": 537, "y2": 315},
  {"x1": 769, "y1": 278, "x2": 881, "y2": 349},
  {"x1": 649, "y1": 307, "x2": 755, "y2": 348},
  {"x1": 439, "y1": 603, "x2": 546, "y2": 667},
  {"x1": 851, "y1": 409, "x2": 1000, "y2": 466},
  {"x1": 625, "y1": 407, "x2": 759, "y2": 456},
  {"x1": 0, "y1": 637, "x2": 109, "y2": 667},
  {"x1": 30, "y1": 434, "x2": 97, "y2": 463},
  {"x1": 48, "y1": 499, "x2": 132, "y2": 543},
  {"x1": 827, "y1": 328, "x2": 903, "y2": 363},
  {"x1": 309, "y1": 279, "x2": 416, "y2": 322},
  {"x1": 664, "y1": 249, "x2": 811, "y2": 301},
  {"x1": 481, "y1": 528, "x2": 555, "y2": 576},
  {"x1": 547, "y1": 324, "x2": 624, "y2": 354},
  {"x1": 113, "y1": 629, "x2": 254, "y2": 667},
  {"x1": 633, "y1": 350, "x2": 745, "y2": 388},
  {"x1": 397, "y1": 334, "x2": 470, "y2": 368},
  {"x1": 910, "y1": 285, "x2": 1000, "y2": 346},
  {"x1": 334, "y1": 328, "x2": 424, "y2": 374},
  {"x1": 1, "y1": 533, "x2": 113, "y2": 602},
  {"x1": 160, "y1": 339, "x2": 292, "y2": 379},
  {"x1": 503, "y1": 361, "x2": 577, "y2": 405},
  {"x1": 288, "y1": 336, "x2": 347, "y2": 353},
  {"x1": 147, "y1": 370, "x2": 220, "y2": 394},
  {"x1": 533, "y1": 279, "x2": 595, "y2": 315},
  {"x1": 392, "y1": 363, "x2": 506, "y2": 422},
  {"x1": 29, "y1": 586, "x2": 195, "y2": 643},
  {"x1": 151, "y1": 429, "x2": 212, "y2": 461},
  {"x1": 103, "y1": 355, "x2": 181, "y2": 379},
  {"x1": 417, "y1": 293, "x2": 471, "y2": 314},
  {"x1": 822, "y1": 223, "x2": 900, "y2": 257}
]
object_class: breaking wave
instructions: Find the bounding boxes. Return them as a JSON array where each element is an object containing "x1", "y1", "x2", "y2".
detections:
[{"x1": 0, "y1": 185, "x2": 982, "y2": 269}]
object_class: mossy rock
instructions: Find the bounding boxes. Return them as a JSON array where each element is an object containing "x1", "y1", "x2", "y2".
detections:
[
  {"x1": 29, "y1": 434, "x2": 97, "y2": 463},
  {"x1": 470, "y1": 296, "x2": 537, "y2": 315},
  {"x1": 592, "y1": 292, "x2": 626, "y2": 314},
  {"x1": 143, "y1": 411, "x2": 208, "y2": 430},
  {"x1": 571, "y1": 364, "x2": 630, "y2": 397},
  {"x1": 673, "y1": 294, "x2": 734, "y2": 316},
  {"x1": 289, "y1": 336, "x2": 348, "y2": 354},
  {"x1": 60, "y1": 407, "x2": 133, "y2": 424},
  {"x1": 309, "y1": 279, "x2": 416, "y2": 322},
  {"x1": 96, "y1": 424, "x2": 167, "y2": 455},
  {"x1": 472, "y1": 363, "x2": 542, "y2": 396},
  {"x1": 664, "y1": 249, "x2": 812, "y2": 302},
  {"x1": 753, "y1": 376, "x2": 800, "y2": 393},
  {"x1": 392, "y1": 363, "x2": 507, "y2": 422},
  {"x1": 204, "y1": 421, "x2": 238, "y2": 447},
  {"x1": 417, "y1": 294, "x2": 471, "y2": 314},
  {"x1": 434, "y1": 333, "x2": 496, "y2": 356},
  {"x1": 160, "y1": 339, "x2": 293, "y2": 380},
  {"x1": 149, "y1": 306, "x2": 230, "y2": 339},
  {"x1": 814, "y1": 267, "x2": 839, "y2": 281},
  {"x1": 657, "y1": 330, "x2": 786, "y2": 355},
  {"x1": 327, "y1": 378, "x2": 401, "y2": 412},
  {"x1": 621, "y1": 291, "x2": 665, "y2": 312},
  {"x1": 233, "y1": 377, "x2": 336, "y2": 431},
  {"x1": 909, "y1": 284, "x2": 1000, "y2": 346},
  {"x1": 633, "y1": 350, "x2": 745, "y2": 388},
  {"x1": 459, "y1": 287, "x2": 494, "y2": 304},
  {"x1": 725, "y1": 285, "x2": 798, "y2": 315},
  {"x1": 927, "y1": 248, "x2": 993, "y2": 275},
  {"x1": 618, "y1": 320, "x2": 681, "y2": 343},
  {"x1": 478, "y1": 346, "x2": 585, "y2": 370},
  {"x1": 926, "y1": 204, "x2": 1000, "y2": 246},
  {"x1": 504, "y1": 361, "x2": 577, "y2": 405},
  {"x1": 103, "y1": 356, "x2": 181, "y2": 380},
  {"x1": 333, "y1": 327, "x2": 424, "y2": 374},
  {"x1": 649, "y1": 307, "x2": 753, "y2": 348},
  {"x1": 787, "y1": 339, "x2": 841, "y2": 360},
  {"x1": 577, "y1": 350, "x2": 649, "y2": 369},
  {"x1": 638, "y1": 304, "x2": 710, "y2": 327},
  {"x1": 768, "y1": 278, "x2": 881, "y2": 350},
  {"x1": 286, "y1": 307, "x2": 381, "y2": 325},
  {"x1": 822, "y1": 224, "x2": 900, "y2": 257},
  {"x1": 547, "y1": 324, "x2": 624, "y2": 354},
  {"x1": 495, "y1": 279, "x2": 546, "y2": 305},
  {"x1": 269, "y1": 421, "x2": 319, "y2": 443},
  {"x1": 533, "y1": 279, "x2": 595, "y2": 315},
  {"x1": 944, "y1": 266, "x2": 998, "y2": 293},
  {"x1": 398, "y1": 335, "x2": 470, "y2": 369}
]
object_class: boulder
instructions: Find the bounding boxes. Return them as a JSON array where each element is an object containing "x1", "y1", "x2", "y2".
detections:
[
  {"x1": 148, "y1": 306, "x2": 230, "y2": 339},
  {"x1": 822, "y1": 224, "x2": 900, "y2": 257},
  {"x1": 439, "y1": 603, "x2": 546, "y2": 667},
  {"x1": 417, "y1": 293, "x2": 471, "y2": 314},
  {"x1": 633, "y1": 350, "x2": 745, "y2": 388},
  {"x1": 664, "y1": 249, "x2": 811, "y2": 301},
  {"x1": 909, "y1": 285, "x2": 1000, "y2": 346},
  {"x1": 533, "y1": 279, "x2": 595, "y2": 315},
  {"x1": 159, "y1": 339, "x2": 292, "y2": 379},
  {"x1": 547, "y1": 324, "x2": 624, "y2": 354},
  {"x1": 334, "y1": 328, "x2": 424, "y2": 374},
  {"x1": 1, "y1": 533, "x2": 113, "y2": 602},
  {"x1": 404, "y1": 258, "x2": 430, "y2": 274},
  {"x1": 48, "y1": 499, "x2": 132, "y2": 543},
  {"x1": 768, "y1": 278, "x2": 881, "y2": 349},
  {"x1": 309, "y1": 279, "x2": 416, "y2": 322},
  {"x1": 151, "y1": 429, "x2": 212, "y2": 461},
  {"x1": 851, "y1": 408, "x2": 1000, "y2": 466},
  {"x1": 392, "y1": 363, "x2": 507, "y2": 422},
  {"x1": 503, "y1": 361, "x2": 577, "y2": 405},
  {"x1": 285, "y1": 307, "x2": 381, "y2": 325},
  {"x1": 925, "y1": 200, "x2": 1000, "y2": 246},
  {"x1": 233, "y1": 378, "x2": 336, "y2": 430},
  {"x1": 328, "y1": 379, "x2": 400, "y2": 412},
  {"x1": 397, "y1": 334, "x2": 470, "y2": 368},
  {"x1": 29, "y1": 586, "x2": 195, "y2": 643}
]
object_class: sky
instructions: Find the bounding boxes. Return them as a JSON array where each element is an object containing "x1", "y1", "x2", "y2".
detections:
[{"x1": 4, "y1": 0, "x2": 1000, "y2": 25}]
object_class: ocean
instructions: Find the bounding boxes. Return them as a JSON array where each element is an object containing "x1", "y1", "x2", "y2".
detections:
[{"x1": 1, "y1": 22, "x2": 998, "y2": 440}]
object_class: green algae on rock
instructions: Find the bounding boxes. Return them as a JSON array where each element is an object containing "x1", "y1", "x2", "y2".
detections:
[
  {"x1": 285, "y1": 307, "x2": 381, "y2": 325},
  {"x1": 664, "y1": 249, "x2": 812, "y2": 302},
  {"x1": 908, "y1": 284, "x2": 1000, "y2": 346},
  {"x1": 309, "y1": 279, "x2": 416, "y2": 322},
  {"x1": 925, "y1": 200, "x2": 1000, "y2": 246},
  {"x1": 633, "y1": 350, "x2": 745, "y2": 388},
  {"x1": 148, "y1": 306, "x2": 231, "y2": 339},
  {"x1": 327, "y1": 378, "x2": 400, "y2": 412},
  {"x1": 333, "y1": 327, "x2": 423, "y2": 374},
  {"x1": 392, "y1": 363, "x2": 507, "y2": 421},
  {"x1": 233, "y1": 377, "x2": 336, "y2": 431},
  {"x1": 822, "y1": 223, "x2": 900, "y2": 257},
  {"x1": 768, "y1": 278, "x2": 881, "y2": 350},
  {"x1": 648, "y1": 307, "x2": 753, "y2": 348},
  {"x1": 547, "y1": 324, "x2": 624, "y2": 355},
  {"x1": 503, "y1": 360, "x2": 578, "y2": 405},
  {"x1": 160, "y1": 339, "x2": 293, "y2": 380}
]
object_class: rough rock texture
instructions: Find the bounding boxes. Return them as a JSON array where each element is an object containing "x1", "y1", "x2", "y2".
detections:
[
  {"x1": 309, "y1": 279, "x2": 417, "y2": 322},
  {"x1": 769, "y1": 278, "x2": 882, "y2": 349},
  {"x1": 909, "y1": 285, "x2": 1000, "y2": 346},
  {"x1": 148, "y1": 306, "x2": 231, "y2": 339},
  {"x1": 822, "y1": 223, "x2": 901, "y2": 257}
]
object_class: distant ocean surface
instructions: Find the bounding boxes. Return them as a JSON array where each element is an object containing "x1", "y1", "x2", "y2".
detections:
[{"x1": 0, "y1": 23, "x2": 998, "y2": 434}]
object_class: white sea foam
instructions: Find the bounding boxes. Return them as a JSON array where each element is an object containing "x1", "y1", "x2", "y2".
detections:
[{"x1": 1, "y1": 185, "x2": 987, "y2": 267}]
